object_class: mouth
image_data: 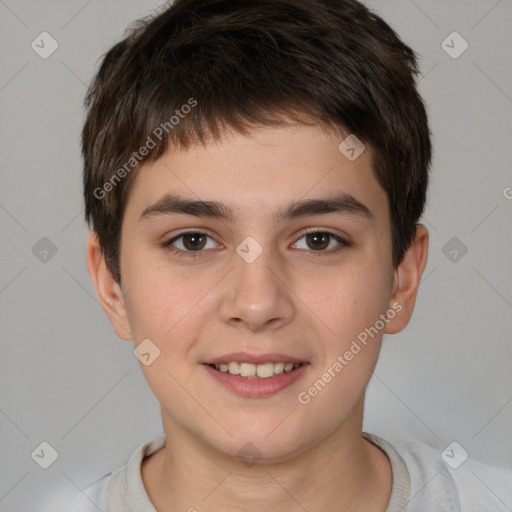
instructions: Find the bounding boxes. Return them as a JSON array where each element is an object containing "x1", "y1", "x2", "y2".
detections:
[
  {"x1": 202, "y1": 354, "x2": 310, "y2": 397},
  {"x1": 207, "y1": 361, "x2": 304, "y2": 379}
]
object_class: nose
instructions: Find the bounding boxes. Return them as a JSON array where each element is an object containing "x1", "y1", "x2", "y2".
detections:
[{"x1": 218, "y1": 245, "x2": 295, "y2": 332}]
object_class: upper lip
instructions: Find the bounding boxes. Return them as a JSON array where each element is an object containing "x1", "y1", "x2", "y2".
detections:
[{"x1": 204, "y1": 352, "x2": 309, "y2": 365}]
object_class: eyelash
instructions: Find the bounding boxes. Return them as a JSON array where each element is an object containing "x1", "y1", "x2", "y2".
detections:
[{"x1": 161, "y1": 229, "x2": 351, "y2": 259}]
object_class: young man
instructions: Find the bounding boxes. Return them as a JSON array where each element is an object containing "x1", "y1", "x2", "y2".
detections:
[{"x1": 71, "y1": 0, "x2": 509, "y2": 510}]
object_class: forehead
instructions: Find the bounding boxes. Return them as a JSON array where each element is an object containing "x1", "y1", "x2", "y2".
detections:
[{"x1": 123, "y1": 123, "x2": 389, "y2": 228}]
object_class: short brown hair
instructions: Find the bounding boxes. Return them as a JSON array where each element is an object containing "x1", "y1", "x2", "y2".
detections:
[{"x1": 82, "y1": 0, "x2": 431, "y2": 284}]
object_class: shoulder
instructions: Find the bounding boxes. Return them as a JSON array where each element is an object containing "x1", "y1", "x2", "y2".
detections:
[
  {"x1": 67, "y1": 435, "x2": 166, "y2": 511},
  {"x1": 402, "y1": 438, "x2": 510, "y2": 510},
  {"x1": 366, "y1": 433, "x2": 512, "y2": 511}
]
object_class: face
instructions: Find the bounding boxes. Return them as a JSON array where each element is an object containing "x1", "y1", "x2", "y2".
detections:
[{"x1": 104, "y1": 123, "x2": 405, "y2": 461}]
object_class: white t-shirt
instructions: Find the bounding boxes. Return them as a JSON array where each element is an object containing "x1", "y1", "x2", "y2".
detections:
[{"x1": 67, "y1": 433, "x2": 512, "y2": 511}]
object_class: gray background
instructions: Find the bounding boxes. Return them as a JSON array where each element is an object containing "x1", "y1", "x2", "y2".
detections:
[{"x1": 1, "y1": 0, "x2": 511, "y2": 510}]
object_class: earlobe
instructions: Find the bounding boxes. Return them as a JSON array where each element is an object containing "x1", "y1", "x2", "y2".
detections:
[
  {"x1": 384, "y1": 225, "x2": 429, "y2": 335},
  {"x1": 86, "y1": 231, "x2": 132, "y2": 340}
]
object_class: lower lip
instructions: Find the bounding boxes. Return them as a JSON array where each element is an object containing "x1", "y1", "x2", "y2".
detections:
[{"x1": 203, "y1": 364, "x2": 309, "y2": 397}]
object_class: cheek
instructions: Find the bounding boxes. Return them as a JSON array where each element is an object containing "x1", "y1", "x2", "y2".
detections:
[
  {"x1": 121, "y1": 250, "x2": 214, "y2": 340},
  {"x1": 305, "y1": 263, "x2": 390, "y2": 345},
  {"x1": 292, "y1": 258, "x2": 389, "y2": 416},
  {"x1": 294, "y1": 277, "x2": 386, "y2": 431},
  {"x1": 122, "y1": 267, "x2": 212, "y2": 413},
  {"x1": 295, "y1": 260, "x2": 390, "y2": 400}
]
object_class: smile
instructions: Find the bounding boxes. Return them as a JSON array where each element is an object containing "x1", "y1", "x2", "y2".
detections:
[
  {"x1": 203, "y1": 360, "x2": 309, "y2": 397},
  {"x1": 210, "y1": 362, "x2": 302, "y2": 379}
]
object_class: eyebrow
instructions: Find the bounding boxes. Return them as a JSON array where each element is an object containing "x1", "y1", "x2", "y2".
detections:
[{"x1": 138, "y1": 193, "x2": 374, "y2": 224}]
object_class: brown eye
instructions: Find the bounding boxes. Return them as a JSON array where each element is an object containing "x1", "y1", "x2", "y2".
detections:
[
  {"x1": 292, "y1": 231, "x2": 350, "y2": 255},
  {"x1": 182, "y1": 233, "x2": 207, "y2": 250},
  {"x1": 162, "y1": 231, "x2": 217, "y2": 257},
  {"x1": 305, "y1": 232, "x2": 330, "y2": 250}
]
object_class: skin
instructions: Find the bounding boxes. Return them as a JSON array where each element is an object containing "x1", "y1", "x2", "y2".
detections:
[{"x1": 87, "y1": 123, "x2": 429, "y2": 511}]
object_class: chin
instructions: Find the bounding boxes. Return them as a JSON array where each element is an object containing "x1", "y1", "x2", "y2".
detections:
[{"x1": 203, "y1": 417, "x2": 313, "y2": 464}]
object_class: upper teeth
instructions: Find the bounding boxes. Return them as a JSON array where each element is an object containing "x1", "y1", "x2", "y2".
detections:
[{"x1": 214, "y1": 362, "x2": 300, "y2": 378}]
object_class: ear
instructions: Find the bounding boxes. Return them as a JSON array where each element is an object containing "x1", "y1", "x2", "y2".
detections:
[
  {"x1": 384, "y1": 224, "x2": 429, "y2": 334},
  {"x1": 86, "y1": 231, "x2": 132, "y2": 340}
]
